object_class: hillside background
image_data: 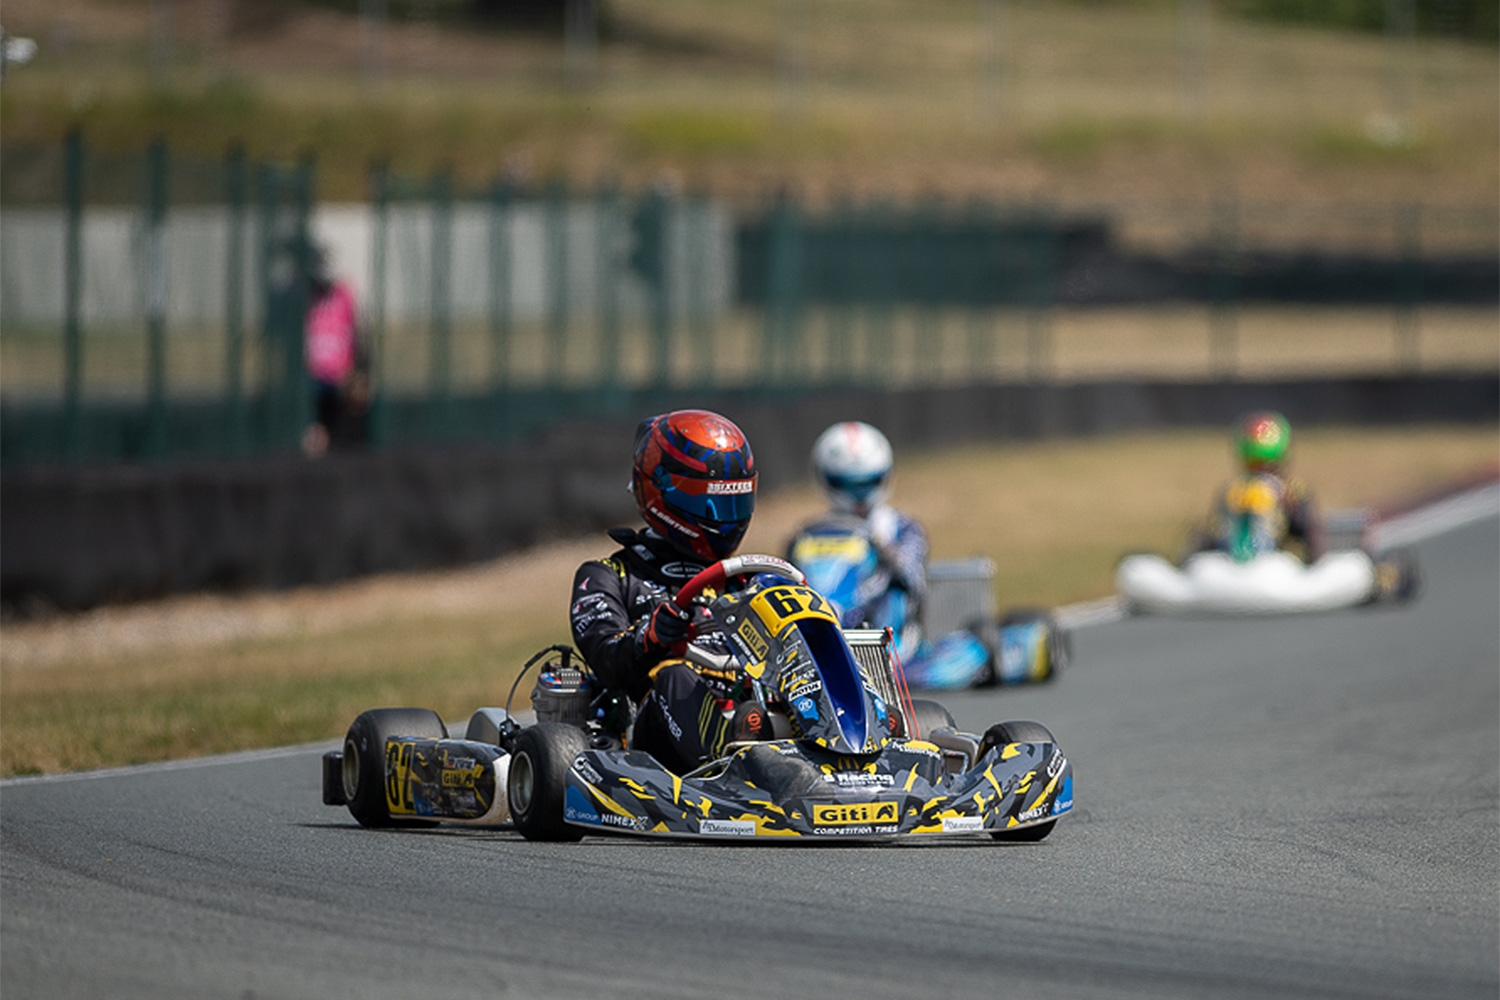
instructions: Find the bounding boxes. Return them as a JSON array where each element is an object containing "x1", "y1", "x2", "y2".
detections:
[{"x1": 2, "y1": 0, "x2": 1495, "y2": 208}]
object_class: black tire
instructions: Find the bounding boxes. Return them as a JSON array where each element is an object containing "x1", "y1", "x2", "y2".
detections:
[
  {"x1": 508, "y1": 723, "x2": 589, "y2": 842},
  {"x1": 979, "y1": 720, "x2": 1060, "y2": 842},
  {"x1": 979, "y1": 719, "x2": 1057, "y2": 754},
  {"x1": 904, "y1": 698, "x2": 957, "y2": 739},
  {"x1": 342, "y1": 708, "x2": 448, "y2": 828},
  {"x1": 993, "y1": 819, "x2": 1056, "y2": 842},
  {"x1": 1374, "y1": 547, "x2": 1420, "y2": 604}
]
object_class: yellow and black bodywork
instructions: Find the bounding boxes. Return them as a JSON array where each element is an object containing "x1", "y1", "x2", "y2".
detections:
[
  {"x1": 560, "y1": 734, "x2": 1071, "y2": 840},
  {"x1": 556, "y1": 574, "x2": 1072, "y2": 840}
]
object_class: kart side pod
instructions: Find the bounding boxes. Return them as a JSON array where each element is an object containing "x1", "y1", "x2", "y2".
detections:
[{"x1": 324, "y1": 707, "x2": 516, "y2": 828}]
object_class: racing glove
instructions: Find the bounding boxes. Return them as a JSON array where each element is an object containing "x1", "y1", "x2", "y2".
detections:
[{"x1": 638, "y1": 599, "x2": 692, "y2": 654}]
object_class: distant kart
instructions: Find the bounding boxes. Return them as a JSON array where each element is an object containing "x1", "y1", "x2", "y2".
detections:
[
  {"x1": 788, "y1": 514, "x2": 1065, "y2": 690},
  {"x1": 1116, "y1": 486, "x2": 1419, "y2": 615},
  {"x1": 1115, "y1": 546, "x2": 1418, "y2": 615},
  {"x1": 324, "y1": 554, "x2": 1073, "y2": 843}
]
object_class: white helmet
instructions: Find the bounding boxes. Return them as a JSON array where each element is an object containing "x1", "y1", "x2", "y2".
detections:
[{"x1": 812, "y1": 421, "x2": 893, "y2": 515}]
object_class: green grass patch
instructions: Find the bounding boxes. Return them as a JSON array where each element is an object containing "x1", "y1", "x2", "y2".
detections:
[{"x1": 625, "y1": 109, "x2": 769, "y2": 158}]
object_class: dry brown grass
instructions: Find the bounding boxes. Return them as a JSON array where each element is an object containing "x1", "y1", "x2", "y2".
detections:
[
  {"x1": 2, "y1": 423, "x2": 1494, "y2": 776},
  {"x1": 1, "y1": 0, "x2": 1494, "y2": 207}
]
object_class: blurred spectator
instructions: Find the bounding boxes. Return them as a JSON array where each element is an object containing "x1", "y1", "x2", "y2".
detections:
[{"x1": 302, "y1": 250, "x2": 368, "y2": 457}]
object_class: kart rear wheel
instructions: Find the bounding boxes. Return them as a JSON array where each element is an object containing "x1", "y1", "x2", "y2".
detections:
[
  {"x1": 508, "y1": 723, "x2": 589, "y2": 842},
  {"x1": 1373, "y1": 547, "x2": 1420, "y2": 604},
  {"x1": 904, "y1": 698, "x2": 957, "y2": 739},
  {"x1": 342, "y1": 708, "x2": 448, "y2": 829},
  {"x1": 1000, "y1": 608, "x2": 1067, "y2": 682},
  {"x1": 980, "y1": 720, "x2": 1060, "y2": 843}
]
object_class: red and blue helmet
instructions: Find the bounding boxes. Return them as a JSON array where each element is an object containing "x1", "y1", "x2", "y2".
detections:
[{"x1": 631, "y1": 410, "x2": 757, "y2": 560}]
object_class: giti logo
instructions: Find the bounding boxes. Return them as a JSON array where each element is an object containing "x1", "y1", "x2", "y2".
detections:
[{"x1": 812, "y1": 802, "x2": 898, "y2": 826}]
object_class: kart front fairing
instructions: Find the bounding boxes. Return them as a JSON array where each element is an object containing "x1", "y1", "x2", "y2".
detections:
[
  {"x1": 560, "y1": 736, "x2": 1072, "y2": 839},
  {"x1": 558, "y1": 576, "x2": 1073, "y2": 839}
]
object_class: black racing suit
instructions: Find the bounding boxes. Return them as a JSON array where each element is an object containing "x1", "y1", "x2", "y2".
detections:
[{"x1": 569, "y1": 527, "x2": 747, "y2": 774}]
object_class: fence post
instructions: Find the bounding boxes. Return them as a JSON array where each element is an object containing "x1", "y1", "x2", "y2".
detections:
[
  {"x1": 488, "y1": 174, "x2": 514, "y2": 440},
  {"x1": 429, "y1": 169, "x2": 453, "y2": 439},
  {"x1": 630, "y1": 185, "x2": 671, "y2": 388},
  {"x1": 596, "y1": 182, "x2": 623, "y2": 404},
  {"x1": 290, "y1": 154, "x2": 316, "y2": 449},
  {"x1": 686, "y1": 189, "x2": 714, "y2": 390},
  {"x1": 546, "y1": 178, "x2": 570, "y2": 392},
  {"x1": 827, "y1": 197, "x2": 855, "y2": 386},
  {"x1": 1210, "y1": 197, "x2": 1240, "y2": 379},
  {"x1": 1395, "y1": 202, "x2": 1422, "y2": 371},
  {"x1": 225, "y1": 144, "x2": 248, "y2": 455},
  {"x1": 368, "y1": 163, "x2": 389, "y2": 447},
  {"x1": 144, "y1": 138, "x2": 169, "y2": 459},
  {"x1": 1025, "y1": 203, "x2": 1057, "y2": 382},
  {"x1": 62, "y1": 129, "x2": 84, "y2": 462},
  {"x1": 865, "y1": 201, "x2": 896, "y2": 387},
  {"x1": 763, "y1": 189, "x2": 802, "y2": 387}
]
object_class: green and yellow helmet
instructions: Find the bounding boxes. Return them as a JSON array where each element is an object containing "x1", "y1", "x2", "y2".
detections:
[{"x1": 1235, "y1": 411, "x2": 1291, "y2": 471}]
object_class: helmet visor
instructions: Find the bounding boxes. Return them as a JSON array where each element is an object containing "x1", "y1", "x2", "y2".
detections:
[
  {"x1": 664, "y1": 479, "x2": 757, "y2": 526},
  {"x1": 823, "y1": 472, "x2": 887, "y2": 506}
]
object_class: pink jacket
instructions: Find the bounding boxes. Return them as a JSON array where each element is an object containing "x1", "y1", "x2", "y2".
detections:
[{"x1": 305, "y1": 282, "x2": 359, "y2": 384}]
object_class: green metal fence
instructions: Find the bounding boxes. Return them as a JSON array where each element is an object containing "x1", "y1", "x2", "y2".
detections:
[
  {"x1": 1, "y1": 136, "x2": 316, "y2": 465},
  {"x1": 3, "y1": 136, "x2": 1496, "y2": 467}
]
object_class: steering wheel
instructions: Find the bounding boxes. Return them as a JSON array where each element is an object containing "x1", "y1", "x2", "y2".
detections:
[
  {"x1": 668, "y1": 555, "x2": 807, "y2": 655},
  {"x1": 673, "y1": 554, "x2": 806, "y2": 609}
]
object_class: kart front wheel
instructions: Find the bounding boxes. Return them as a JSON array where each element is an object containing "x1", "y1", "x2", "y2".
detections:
[
  {"x1": 993, "y1": 819, "x2": 1056, "y2": 842},
  {"x1": 508, "y1": 723, "x2": 589, "y2": 842},
  {"x1": 981, "y1": 720, "x2": 1060, "y2": 843},
  {"x1": 342, "y1": 708, "x2": 448, "y2": 828}
]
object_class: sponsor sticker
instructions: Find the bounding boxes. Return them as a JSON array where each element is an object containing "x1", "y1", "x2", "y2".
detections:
[
  {"x1": 699, "y1": 819, "x2": 756, "y2": 837},
  {"x1": 942, "y1": 815, "x2": 984, "y2": 833},
  {"x1": 812, "y1": 802, "x2": 899, "y2": 826},
  {"x1": 831, "y1": 771, "x2": 894, "y2": 788},
  {"x1": 563, "y1": 786, "x2": 602, "y2": 825},
  {"x1": 1054, "y1": 775, "x2": 1073, "y2": 813},
  {"x1": 706, "y1": 480, "x2": 755, "y2": 495}
]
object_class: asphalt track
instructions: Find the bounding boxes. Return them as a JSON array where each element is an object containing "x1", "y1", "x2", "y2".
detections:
[{"x1": 4, "y1": 505, "x2": 1496, "y2": 1000}]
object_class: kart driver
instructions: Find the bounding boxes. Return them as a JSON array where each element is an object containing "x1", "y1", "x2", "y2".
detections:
[
  {"x1": 785, "y1": 421, "x2": 929, "y2": 660},
  {"x1": 569, "y1": 409, "x2": 771, "y2": 775},
  {"x1": 1201, "y1": 410, "x2": 1325, "y2": 563}
]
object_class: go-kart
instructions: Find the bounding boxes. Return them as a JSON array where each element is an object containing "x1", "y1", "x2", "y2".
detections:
[
  {"x1": 323, "y1": 554, "x2": 1073, "y2": 843},
  {"x1": 1115, "y1": 547, "x2": 1417, "y2": 615},
  {"x1": 787, "y1": 514, "x2": 1065, "y2": 690},
  {"x1": 1115, "y1": 478, "x2": 1419, "y2": 615}
]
